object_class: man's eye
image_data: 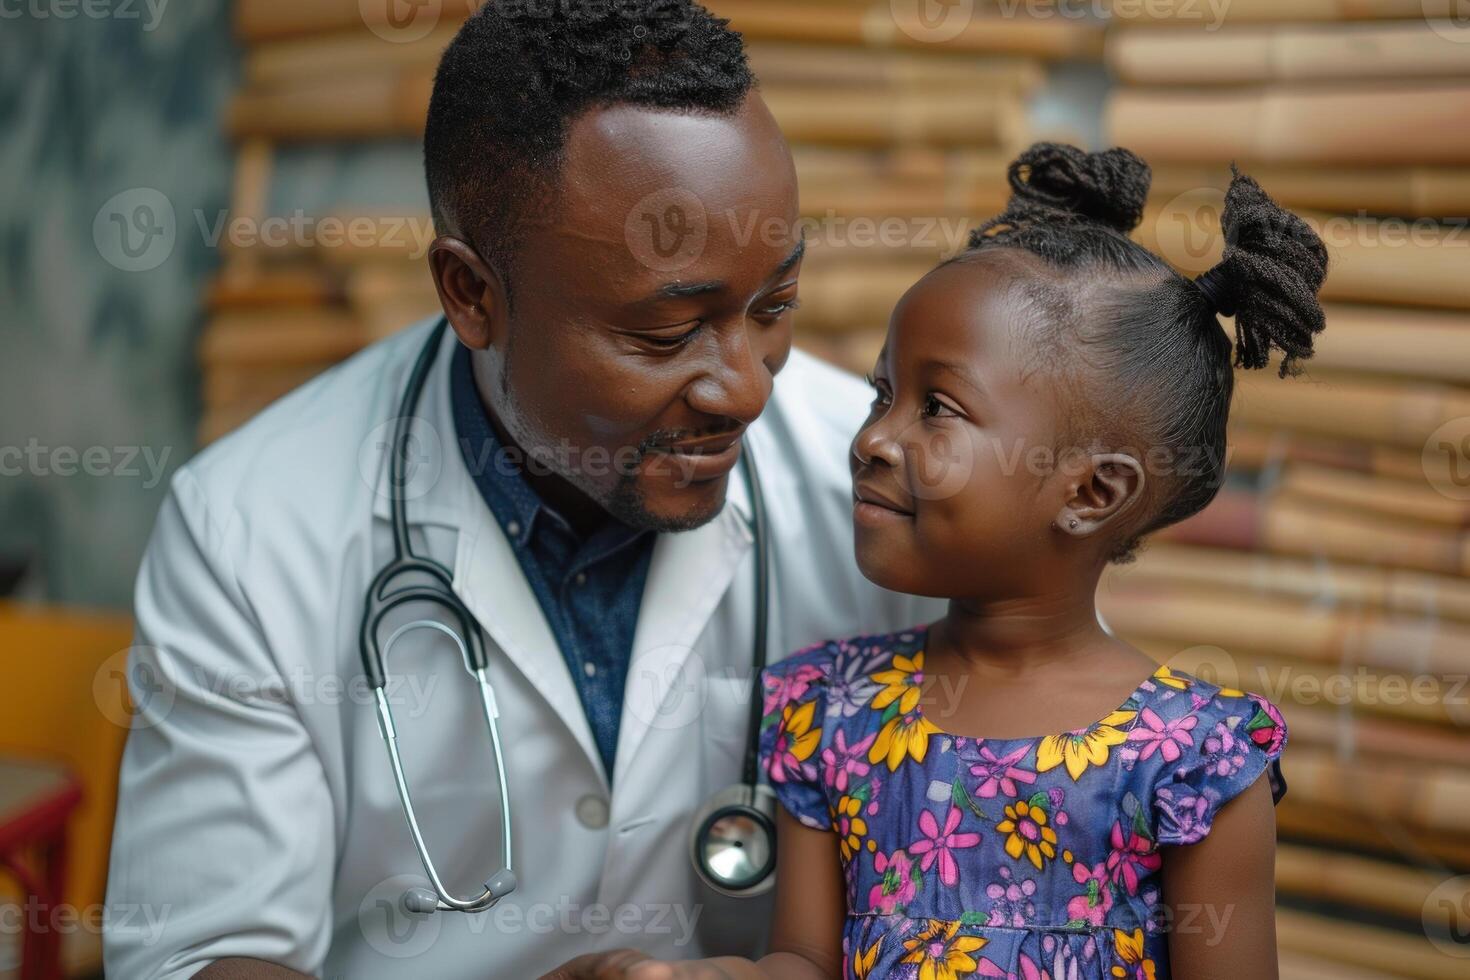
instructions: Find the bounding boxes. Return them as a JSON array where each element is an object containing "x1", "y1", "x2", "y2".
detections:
[
  {"x1": 755, "y1": 297, "x2": 800, "y2": 320},
  {"x1": 644, "y1": 324, "x2": 701, "y2": 348}
]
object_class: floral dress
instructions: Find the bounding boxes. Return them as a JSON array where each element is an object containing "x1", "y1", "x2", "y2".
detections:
[{"x1": 757, "y1": 626, "x2": 1287, "y2": 980}]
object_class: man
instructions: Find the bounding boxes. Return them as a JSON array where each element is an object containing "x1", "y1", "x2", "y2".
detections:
[{"x1": 104, "y1": 2, "x2": 940, "y2": 977}]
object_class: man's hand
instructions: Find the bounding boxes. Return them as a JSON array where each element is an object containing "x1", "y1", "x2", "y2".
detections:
[{"x1": 538, "y1": 948, "x2": 656, "y2": 980}]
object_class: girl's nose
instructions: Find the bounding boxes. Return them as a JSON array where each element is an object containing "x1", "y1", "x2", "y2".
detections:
[{"x1": 852, "y1": 421, "x2": 903, "y2": 469}]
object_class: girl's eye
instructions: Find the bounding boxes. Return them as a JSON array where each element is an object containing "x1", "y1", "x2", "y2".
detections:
[
  {"x1": 923, "y1": 394, "x2": 957, "y2": 418},
  {"x1": 865, "y1": 374, "x2": 892, "y2": 408}
]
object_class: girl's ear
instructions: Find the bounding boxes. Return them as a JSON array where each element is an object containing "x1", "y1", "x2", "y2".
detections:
[{"x1": 1054, "y1": 452, "x2": 1146, "y2": 537}]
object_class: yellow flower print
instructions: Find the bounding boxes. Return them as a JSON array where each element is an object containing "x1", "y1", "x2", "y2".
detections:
[
  {"x1": 996, "y1": 800, "x2": 1058, "y2": 870},
  {"x1": 831, "y1": 794, "x2": 868, "y2": 862},
  {"x1": 1153, "y1": 666, "x2": 1190, "y2": 690},
  {"x1": 1111, "y1": 928, "x2": 1158, "y2": 980},
  {"x1": 870, "y1": 651, "x2": 927, "y2": 715},
  {"x1": 869, "y1": 711, "x2": 941, "y2": 771},
  {"x1": 852, "y1": 937, "x2": 882, "y2": 979},
  {"x1": 768, "y1": 698, "x2": 821, "y2": 783},
  {"x1": 1037, "y1": 709, "x2": 1137, "y2": 781},
  {"x1": 901, "y1": 919, "x2": 988, "y2": 980}
]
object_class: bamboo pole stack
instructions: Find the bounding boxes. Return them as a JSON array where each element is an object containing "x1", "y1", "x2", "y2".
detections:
[
  {"x1": 1099, "y1": 4, "x2": 1470, "y2": 975},
  {"x1": 202, "y1": 0, "x2": 1098, "y2": 441}
]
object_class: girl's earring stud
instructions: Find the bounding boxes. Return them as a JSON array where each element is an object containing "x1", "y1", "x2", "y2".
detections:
[{"x1": 1068, "y1": 519, "x2": 1079, "y2": 529}]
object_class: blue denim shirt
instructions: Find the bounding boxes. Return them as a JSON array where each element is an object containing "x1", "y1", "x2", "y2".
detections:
[{"x1": 450, "y1": 343, "x2": 654, "y2": 781}]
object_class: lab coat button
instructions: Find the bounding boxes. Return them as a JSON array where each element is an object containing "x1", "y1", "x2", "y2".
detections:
[{"x1": 575, "y1": 794, "x2": 610, "y2": 829}]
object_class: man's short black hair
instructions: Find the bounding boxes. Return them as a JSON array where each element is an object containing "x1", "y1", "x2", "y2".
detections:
[{"x1": 424, "y1": 0, "x2": 754, "y2": 283}]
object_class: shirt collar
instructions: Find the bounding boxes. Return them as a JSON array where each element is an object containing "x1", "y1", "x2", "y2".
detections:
[{"x1": 450, "y1": 342, "x2": 547, "y2": 549}]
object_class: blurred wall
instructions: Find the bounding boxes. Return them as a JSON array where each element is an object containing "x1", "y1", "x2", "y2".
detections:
[{"x1": 0, "y1": 1, "x2": 235, "y2": 606}]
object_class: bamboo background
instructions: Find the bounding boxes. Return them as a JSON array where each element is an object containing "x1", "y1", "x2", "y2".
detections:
[{"x1": 210, "y1": 1, "x2": 1470, "y2": 976}]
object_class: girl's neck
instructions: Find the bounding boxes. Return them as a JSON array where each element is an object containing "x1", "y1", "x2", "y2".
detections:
[{"x1": 935, "y1": 587, "x2": 1112, "y2": 677}]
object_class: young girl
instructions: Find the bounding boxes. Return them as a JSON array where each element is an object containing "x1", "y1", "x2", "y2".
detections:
[{"x1": 620, "y1": 142, "x2": 1324, "y2": 980}]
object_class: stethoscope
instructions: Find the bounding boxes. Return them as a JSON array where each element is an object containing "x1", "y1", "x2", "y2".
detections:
[{"x1": 360, "y1": 316, "x2": 777, "y2": 916}]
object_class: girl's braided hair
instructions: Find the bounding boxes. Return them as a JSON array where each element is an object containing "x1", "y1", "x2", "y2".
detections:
[{"x1": 962, "y1": 142, "x2": 1329, "y2": 561}]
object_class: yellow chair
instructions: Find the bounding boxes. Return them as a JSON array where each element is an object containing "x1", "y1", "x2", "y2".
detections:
[{"x1": 0, "y1": 602, "x2": 135, "y2": 977}]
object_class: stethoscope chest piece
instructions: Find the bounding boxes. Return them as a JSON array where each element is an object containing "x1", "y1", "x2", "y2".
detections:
[{"x1": 689, "y1": 783, "x2": 777, "y2": 898}]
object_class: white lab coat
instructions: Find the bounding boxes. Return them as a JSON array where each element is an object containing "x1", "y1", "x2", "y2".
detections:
[{"x1": 103, "y1": 317, "x2": 942, "y2": 979}]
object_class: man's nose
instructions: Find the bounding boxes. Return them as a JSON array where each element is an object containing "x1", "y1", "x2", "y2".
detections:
[{"x1": 685, "y1": 324, "x2": 775, "y2": 425}]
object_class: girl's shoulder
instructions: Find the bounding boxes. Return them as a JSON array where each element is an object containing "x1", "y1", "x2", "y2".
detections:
[
  {"x1": 1134, "y1": 665, "x2": 1287, "y2": 750},
  {"x1": 1127, "y1": 666, "x2": 1289, "y2": 845}
]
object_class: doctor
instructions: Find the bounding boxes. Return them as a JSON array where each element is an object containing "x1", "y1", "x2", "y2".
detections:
[{"x1": 104, "y1": 2, "x2": 940, "y2": 978}]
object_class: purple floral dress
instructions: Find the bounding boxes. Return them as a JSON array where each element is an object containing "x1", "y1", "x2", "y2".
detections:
[{"x1": 757, "y1": 626, "x2": 1287, "y2": 980}]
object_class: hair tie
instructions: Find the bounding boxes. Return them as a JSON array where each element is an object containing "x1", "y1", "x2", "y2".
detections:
[{"x1": 1194, "y1": 266, "x2": 1237, "y2": 318}]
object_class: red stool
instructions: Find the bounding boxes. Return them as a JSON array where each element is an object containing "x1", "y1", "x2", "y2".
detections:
[{"x1": 0, "y1": 758, "x2": 83, "y2": 980}]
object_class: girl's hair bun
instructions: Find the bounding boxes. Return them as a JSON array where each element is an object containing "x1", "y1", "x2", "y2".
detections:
[
  {"x1": 1207, "y1": 167, "x2": 1329, "y2": 376},
  {"x1": 1006, "y1": 142, "x2": 1152, "y2": 235}
]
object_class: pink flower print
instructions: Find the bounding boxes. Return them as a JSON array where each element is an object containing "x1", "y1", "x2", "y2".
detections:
[
  {"x1": 908, "y1": 804, "x2": 982, "y2": 888},
  {"x1": 1106, "y1": 820, "x2": 1161, "y2": 896},
  {"x1": 1202, "y1": 720, "x2": 1248, "y2": 778},
  {"x1": 868, "y1": 848, "x2": 917, "y2": 914},
  {"x1": 969, "y1": 743, "x2": 1038, "y2": 798},
  {"x1": 821, "y1": 728, "x2": 875, "y2": 792},
  {"x1": 1047, "y1": 787, "x2": 1069, "y2": 827},
  {"x1": 984, "y1": 865, "x2": 1037, "y2": 927},
  {"x1": 1065, "y1": 861, "x2": 1113, "y2": 927},
  {"x1": 1125, "y1": 707, "x2": 1197, "y2": 763}
]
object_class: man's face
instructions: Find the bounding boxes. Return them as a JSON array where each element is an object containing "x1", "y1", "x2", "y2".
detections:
[{"x1": 480, "y1": 93, "x2": 802, "y2": 531}]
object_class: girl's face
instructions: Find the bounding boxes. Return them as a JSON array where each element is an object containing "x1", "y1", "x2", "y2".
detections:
[{"x1": 850, "y1": 259, "x2": 1082, "y2": 600}]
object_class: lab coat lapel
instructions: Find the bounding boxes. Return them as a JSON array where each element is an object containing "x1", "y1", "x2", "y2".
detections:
[
  {"x1": 452, "y1": 506, "x2": 604, "y2": 786},
  {"x1": 369, "y1": 325, "x2": 605, "y2": 785},
  {"x1": 612, "y1": 484, "x2": 754, "y2": 790}
]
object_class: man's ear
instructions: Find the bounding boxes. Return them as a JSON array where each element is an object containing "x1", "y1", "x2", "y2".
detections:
[
  {"x1": 428, "y1": 235, "x2": 509, "y2": 351},
  {"x1": 1054, "y1": 452, "x2": 1146, "y2": 537}
]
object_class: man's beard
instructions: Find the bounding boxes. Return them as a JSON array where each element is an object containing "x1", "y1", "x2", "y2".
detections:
[{"x1": 600, "y1": 456, "x2": 727, "y2": 534}]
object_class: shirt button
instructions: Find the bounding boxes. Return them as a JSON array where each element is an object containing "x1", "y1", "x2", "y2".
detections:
[
  {"x1": 506, "y1": 520, "x2": 521, "y2": 537},
  {"x1": 583, "y1": 662, "x2": 597, "y2": 678},
  {"x1": 575, "y1": 794, "x2": 609, "y2": 829},
  {"x1": 574, "y1": 572, "x2": 588, "y2": 587}
]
